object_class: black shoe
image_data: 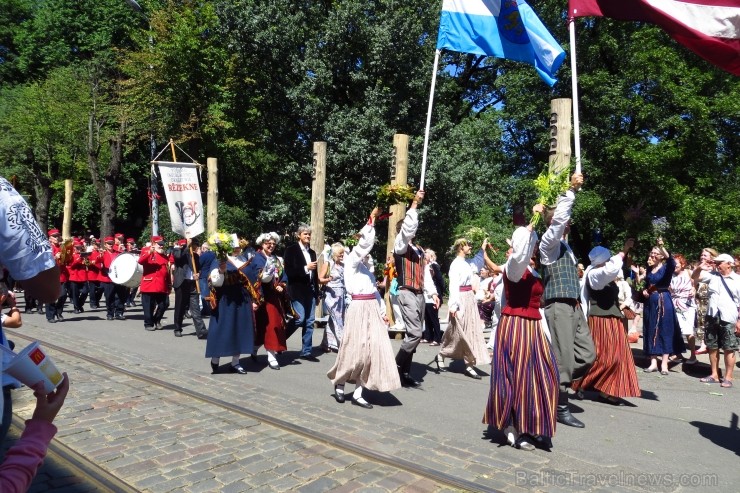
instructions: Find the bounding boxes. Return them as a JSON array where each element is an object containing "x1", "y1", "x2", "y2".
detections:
[
  {"x1": 333, "y1": 390, "x2": 345, "y2": 403},
  {"x1": 465, "y1": 366, "x2": 482, "y2": 380},
  {"x1": 250, "y1": 353, "x2": 258, "y2": 362},
  {"x1": 300, "y1": 355, "x2": 320, "y2": 362},
  {"x1": 73, "y1": 308, "x2": 81, "y2": 314},
  {"x1": 197, "y1": 331, "x2": 209, "y2": 340},
  {"x1": 229, "y1": 364, "x2": 246, "y2": 374},
  {"x1": 597, "y1": 394, "x2": 625, "y2": 406},
  {"x1": 174, "y1": 330, "x2": 183, "y2": 337},
  {"x1": 56, "y1": 313, "x2": 63, "y2": 320},
  {"x1": 107, "y1": 315, "x2": 114, "y2": 321},
  {"x1": 268, "y1": 361, "x2": 280, "y2": 370},
  {"x1": 400, "y1": 373, "x2": 421, "y2": 388},
  {"x1": 556, "y1": 406, "x2": 585, "y2": 428},
  {"x1": 115, "y1": 314, "x2": 126, "y2": 321},
  {"x1": 352, "y1": 398, "x2": 373, "y2": 409},
  {"x1": 211, "y1": 362, "x2": 220, "y2": 374}
]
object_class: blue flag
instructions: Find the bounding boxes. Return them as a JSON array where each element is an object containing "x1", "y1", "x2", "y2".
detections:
[{"x1": 436, "y1": 0, "x2": 566, "y2": 86}]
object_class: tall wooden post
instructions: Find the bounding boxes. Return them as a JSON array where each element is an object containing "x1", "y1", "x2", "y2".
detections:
[
  {"x1": 548, "y1": 99, "x2": 572, "y2": 176},
  {"x1": 311, "y1": 142, "x2": 327, "y2": 319},
  {"x1": 62, "y1": 179, "x2": 73, "y2": 239},
  {"x1": 207, "y1": 157, "x2": 218, "y2": 235},
  {"x1": 385, "y1": 134, "x2": 409, "y2": 332}
]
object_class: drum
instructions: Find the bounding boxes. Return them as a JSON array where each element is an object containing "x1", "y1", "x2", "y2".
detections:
[{"x1": 109, "y1": 253, "x2": 143, "y2": 288}]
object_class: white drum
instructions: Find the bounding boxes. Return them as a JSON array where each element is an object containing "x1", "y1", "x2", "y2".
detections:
[{"x1": 109, "y1": 253, "x2": 143, "y2": 288}]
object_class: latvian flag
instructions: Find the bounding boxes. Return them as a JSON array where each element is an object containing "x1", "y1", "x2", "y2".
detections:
[{"x1": 569, "y1": 0, "x2": 740, "y2": 76}]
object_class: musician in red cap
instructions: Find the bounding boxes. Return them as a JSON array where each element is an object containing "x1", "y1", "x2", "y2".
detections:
[
  {"x1": 124, "y1": 238, "x2": 139, "y2": 307},
  {"x1": 139, "y1": 235, "x2": 171, "y2": 331},
  {"x1": 114, "y1": 233, "x2": 126, "y2": 253},
  {"x1": 100, "y1": 236, "x2": 127, "y2": 320},
  {"x1": 86, "y1": 238, "x2": 103, "y2": 309},
  {"x1": 45, "y1": 229, "x2": 69, "y2": 323},
  {"x1": 67, "y1": 239, "x2": 88, "y2": 314}
]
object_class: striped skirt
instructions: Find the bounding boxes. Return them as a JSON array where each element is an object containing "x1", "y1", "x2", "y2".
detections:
[
  {"x1": 439, "y1": 290, "x2": 491, "y2": 366},
  {"x1": 482, "y1": 314, "x2": 558, "y2": 437},
  {"x1": 327, "y1": 298, "x2": 401, "y2": 392},
  {"x1": 573, "y1": 316, "x2": 641, "y2": 398}
]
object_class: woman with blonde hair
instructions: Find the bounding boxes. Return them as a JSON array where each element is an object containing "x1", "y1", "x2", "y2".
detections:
[
  {"x1": 694, "y1": 247, "x2": 718, "y2": 356},
  {"x1": 432, "y1": 238, "x2": 491, "y2": 379},
  {"x1": 319, "y1": 242, "x2": 347, "y2": 352}
]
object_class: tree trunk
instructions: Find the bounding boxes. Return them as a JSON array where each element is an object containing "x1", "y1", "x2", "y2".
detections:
[
  {"x1": 100, "y1": 123, "x2": 125, "y2": 239},
  {"x1": 32, "y1": 174, "x2": 52, "y2": 234}
]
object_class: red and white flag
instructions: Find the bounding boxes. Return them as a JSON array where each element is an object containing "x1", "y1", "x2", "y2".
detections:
[{"x1": 569, "y1": 0, "x2": 740, "y2": 75}]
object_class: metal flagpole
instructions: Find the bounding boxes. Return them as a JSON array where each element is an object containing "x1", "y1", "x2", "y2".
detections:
[
  {"x1": 569, "y1": 16, "x2": 582, "y2": 175},
  {"x1": 419, "y1": 49, "x2": 441, "y2": 190}
]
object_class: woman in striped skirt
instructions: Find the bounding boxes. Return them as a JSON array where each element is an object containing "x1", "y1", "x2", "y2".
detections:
[
  {"x1": 327, "y1": 208, "x2": 401, "y2": 409},
  {"x1": 433, "y1": 238, "x2": 491, "y2": 379},
  {"x1": 574, "y1": 241, "x2": 641, "y2": 404},
  {"x1": 483, "y1": 208, "x2": 559, "y2": 451}
]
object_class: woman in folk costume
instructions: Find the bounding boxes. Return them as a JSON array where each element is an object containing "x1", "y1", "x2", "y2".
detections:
[
  {"x1": 432, "y1": 238, "x2": 491, "y2": 379},
  {"x1": 247, "y1": 232, "x2": 288, "y2": 370},
  {"x1": 327, "y1": 207, "x2": 401, "y2": 409},
  {"x1": 205, "y1": 237, "x2": 255, "y2": 375},
  {"x1": 319, "y1": 243, "x2": 347, "y2": 353},
  {"x1": 573, "y1": 241, "x2": 641, "y2": 405},
  {"x1": 483, "y1": 205, "x2": 558, "y2": 452}
]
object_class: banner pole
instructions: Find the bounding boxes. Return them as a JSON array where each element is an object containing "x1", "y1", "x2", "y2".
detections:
[
  {"x1": 569, "y1": 18, "x2": 582, "y2": 175},
  {"x1": 419, "y1": 49, "x2": 441, "y2": 190}
]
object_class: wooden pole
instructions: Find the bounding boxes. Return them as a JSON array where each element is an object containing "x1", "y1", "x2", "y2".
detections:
[
  {"x1": 207, "y1": 158, "x2": 218, "y2": 235},
  {"x1": 548, "y1": 99, "x2": 572, "y2": 176},
  {"x1": 386, "y1": 134, "x2": 409, "y2": 332},
  {"x1": 310, "y1": 142, "x2": 327, "y2": 319},
  {"x1": 62, "y1": 179, "x2": 73, "y2": 239}
]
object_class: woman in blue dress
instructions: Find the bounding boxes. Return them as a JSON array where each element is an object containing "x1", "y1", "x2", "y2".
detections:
[
  {"x1": 205, "y1": 251, "x2": 255, "y2": 375},
  {"x1": 642, "y1": 238, "x2": 685, "y2": 374}
]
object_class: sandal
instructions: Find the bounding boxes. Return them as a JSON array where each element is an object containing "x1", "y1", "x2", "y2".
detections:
[
  {"x1": 699, "y1": 376, "x2": 720, "y2": 383},
  {"x1": 720, "y1": 380, "x2": 733, "y2": 388}
]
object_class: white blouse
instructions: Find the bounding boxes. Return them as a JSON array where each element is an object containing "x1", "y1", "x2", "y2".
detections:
[{"x1": 344, "y1": 224, "x2": 385, "y2": 317}]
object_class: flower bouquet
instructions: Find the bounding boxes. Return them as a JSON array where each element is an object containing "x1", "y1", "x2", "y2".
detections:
[
  {"x1": 531, "y1": 169, "x2": 570, "y2": 226},
  {"x1": 376, "y1": 184, "x2": 415, "y2": 211},
  {"x1": 208, "y1": 231, "x2": 233, "y2": 261}
]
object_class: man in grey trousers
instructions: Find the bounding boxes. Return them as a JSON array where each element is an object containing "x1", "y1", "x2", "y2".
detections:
[{"x1": 539, "y1": 172, "x2": 595, "y2": 428}]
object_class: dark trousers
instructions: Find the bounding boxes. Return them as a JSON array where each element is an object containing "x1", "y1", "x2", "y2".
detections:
[
  {"x1": 46, "y1": 282, "x2": 68, "y2": 320},
  {"x1": 423, "y1": 303, "x2": 443, "y2": 343},
  {"x1": 103, "y1": 282, "x2": 127, "y2": 317},
  {"x1": 174, "y1": 280, "x2": 206, "y2": 334},
  {"x1": 88, "y1": 281, "x2": 103, "y2": 308},
  {"x1": 142, "y1": 292, "x2": 168, "y2": 327},
  {"x1": 69, "y1": 281, "x2": 88, "y2": 310}
]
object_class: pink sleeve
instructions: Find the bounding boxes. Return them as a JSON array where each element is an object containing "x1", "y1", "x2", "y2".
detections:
[{"x1": 0, "y1": 419, "x2": 57, "y2": 493}]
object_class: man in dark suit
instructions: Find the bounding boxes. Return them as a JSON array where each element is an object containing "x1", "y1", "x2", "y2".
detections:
[
  {"x1": 172, "y1": 237, "x2": 208, "y2": 339},
  {"x1": 284, "y1": 223, "x2": 320, "y2": 361}
]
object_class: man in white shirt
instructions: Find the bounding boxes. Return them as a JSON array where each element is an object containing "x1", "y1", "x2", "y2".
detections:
[{"x1": 692, "y1": 253, "x2": 740, "y2": 388}]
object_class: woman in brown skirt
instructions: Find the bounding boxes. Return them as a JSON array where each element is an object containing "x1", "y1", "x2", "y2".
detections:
[
  {"x1": 574, "y1": 240, "x2": 641, "y2": 404},
  {"x1": 433, "y1": 238, "x2": 491, "y2": 378},
  {"x1": 483, "y1": 205, "x2": 559, "y2": 451},
  {"x1": 327, "y1": 208, "x2": 401, "y2": 409}
]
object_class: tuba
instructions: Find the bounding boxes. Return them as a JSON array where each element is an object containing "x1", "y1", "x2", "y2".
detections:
[{"x1": 58, "y1": 239, "x2": 75, "y2": 265}]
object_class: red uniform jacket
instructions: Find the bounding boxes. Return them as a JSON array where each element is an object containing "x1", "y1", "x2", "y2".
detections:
[
  {"x1": 100, "y1": 250, "x2": 120, "y2": 283},
  {"x1": 87, "y1": 251, "x2": 101, "y2": 282},
  {"x1": 52, "y1": 244, "x2": 69, "y2": 283},
  {"x1": 138, "y1": 249, "x2": 170, "y2": 293},
  {"x1": 68, "y1": 252, "x2": 87, "y2": 283}
]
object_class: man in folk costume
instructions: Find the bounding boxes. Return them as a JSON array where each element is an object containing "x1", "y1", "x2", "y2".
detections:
[
  {"x1": 393, "y1": 189, "x2": 432, "y2": 388},
  {"x1": 539, "y1": 173, "x2": 596, "y2": 428}
]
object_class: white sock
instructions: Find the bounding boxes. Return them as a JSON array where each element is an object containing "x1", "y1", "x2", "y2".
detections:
[
  {"x1": 231, "y1": 355, "x2": 240, "y2": 366},
  {"x1": 335, "y1": 383, "x2": 345, "y2": 395},
  {"x1": 210, "y1": 357, "x2": 219, "y2": 365},
  {"x1": 267, "y1": 350, "x2": 278, "y2": 365},
  {"x1": 353, "y1": 386, "x2": 364, "y2": 401}
]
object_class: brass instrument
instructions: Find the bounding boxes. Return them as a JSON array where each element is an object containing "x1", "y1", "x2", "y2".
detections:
[{"x1": 58, "y1": 239, "x2": 75, "y2": 265}]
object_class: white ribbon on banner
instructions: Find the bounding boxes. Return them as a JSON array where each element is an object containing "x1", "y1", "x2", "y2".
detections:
[{"x1": 157, "y1": 162, "x2": 205, "y2": 239}]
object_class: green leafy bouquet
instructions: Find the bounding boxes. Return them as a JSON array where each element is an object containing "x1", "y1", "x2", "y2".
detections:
[
  {"x1": 376, "y1": 184, "x2": 415, "y2": 210},
  {"x1": 208, "y1": 231, "x2": 233, "y2": 261},
  {"x1": 531, "y1": 169, "x2": 570, "y2": 226}
]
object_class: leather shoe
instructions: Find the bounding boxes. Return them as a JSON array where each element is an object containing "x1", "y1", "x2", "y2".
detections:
[
  {"x1": 210, "y1": 362, "x2": 220, "y2": 374},
  {"x1": 115, "y1": 315, "x2": 126, "y2": 321},
  {"x1": 197, "y1": 331, "x2": 209, "y2": 340},
  {"x1": 465, "y1": 366, "x2": 482, "y2": 380},
  {"x1": 174, "y1": 330, "x2": 182, "y2": 337},
  {"x1": 557, "y1": 406, "x2": 585, "y2": 428},
  {"x1": 400, "y1": 373, "x2": 421, "y2": 388},
  {"x1": 229, "y1": 364, "x2": 247, "y2": 374},
  {"x1": 268, "y1": 361, "x2": 280, "y2": 370},
  {"x1": 352, "y1": 398, "x2": 373, "y2": 409},
  {"x1": 333, "y1": 390, "x2": 345, "y2": 403},
  {"x1": 300, "y1": 355, "x2": 320, "y2": 362}
]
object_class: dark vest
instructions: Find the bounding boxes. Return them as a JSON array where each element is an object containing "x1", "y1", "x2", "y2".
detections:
[
  {"x1": 394, "y1": 245, "x2": 425, "y2": 292},
  {"x1": 587, "y1": 279, "x2": 623, "y2": 318},
  {"x1": 542, "y1": 242, "x2": 581, "y2": 301}
]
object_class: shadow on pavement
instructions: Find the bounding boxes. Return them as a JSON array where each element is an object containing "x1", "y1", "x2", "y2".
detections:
[{"x1": 690, "y1": 412, "x2": 740, "y2": 457}]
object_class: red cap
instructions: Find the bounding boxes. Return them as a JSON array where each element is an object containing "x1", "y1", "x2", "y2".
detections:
[
  {"x1": 126, "y1": 238, "x2": 135, "y2": 243},
  {"x1": 151, "y1": 236, "x2": 163, "y2": 243},
  {"x1": 177, "y1": 239, "x2": 187, "y2": 246},
  {"x1": 48, "y1": 229, "x2": 60, "y2": 236},
  {"x1": 73, "y1": 239, "x2": 83, "y2": 247},
  {"x1": 104, "y1": 236, "x2": 114, "y2": 243}
]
